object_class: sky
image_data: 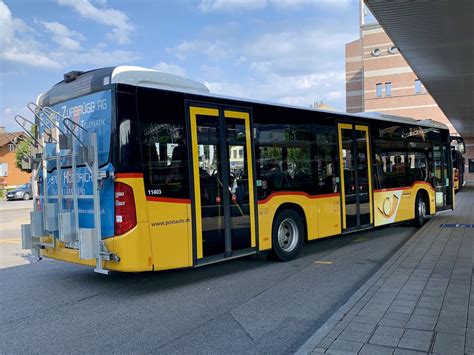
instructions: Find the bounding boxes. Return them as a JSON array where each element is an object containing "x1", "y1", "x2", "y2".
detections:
[{"x1": 0, "y1": 0, "x2": 362, "y2": 131}]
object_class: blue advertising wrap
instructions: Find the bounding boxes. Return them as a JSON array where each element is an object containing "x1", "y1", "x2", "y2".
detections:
[{"x1": 39, "y1": 90, "x2": 115, "y2": 238}]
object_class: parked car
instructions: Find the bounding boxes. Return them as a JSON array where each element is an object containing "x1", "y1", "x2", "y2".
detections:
[{"x1": 6, "y1": 183, "x2": 32, "y2": 201}]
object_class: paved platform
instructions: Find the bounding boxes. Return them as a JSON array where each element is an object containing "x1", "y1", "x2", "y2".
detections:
[{"x1": 298, "y1": 185, "x2": 473, "y2": 355}]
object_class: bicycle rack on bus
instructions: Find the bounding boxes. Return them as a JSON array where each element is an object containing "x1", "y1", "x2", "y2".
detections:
[{"x1": 18, "y1": 103, "x2": 116, "y2": 275}]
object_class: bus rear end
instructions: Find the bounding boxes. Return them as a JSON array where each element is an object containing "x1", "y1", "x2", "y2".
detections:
[{"x1": 20, "y1": 67, "x2": 152, "y2": 273}]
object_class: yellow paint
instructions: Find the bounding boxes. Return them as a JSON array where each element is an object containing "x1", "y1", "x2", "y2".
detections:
[
  {"x1": 189, "y1": 106, "x2": 219, "y2": 259},
  {"x1": 257, "y1": 193, "x2": 341, "y2": 251},
  {"x1": 355, "y1": 125, "x2": 373, "y2": 224},
  {"x1": 147, "y1": 200, "x2": 192, "y2": 270},
  {"x1": 224, "y1": 110, "x2": 256, "y2": 248},
  {"x1": 317, "y1": 195, "x2": 341, "y2": 237},
  {"x1": 374, "y1": 183, "x2": 436, "y2": 226},
  {"x1": 337, "y1": 123, "x2": 373, "y2": 229},
  {"x1": 314, "y1": 260, "x2": 334, "y2": 265},
  {"x1": 337, "y1": 123, "x2": 352, "y2": 229},
  {"x1": 353, "y1": 237, "x2": 368, "y2": 242}
]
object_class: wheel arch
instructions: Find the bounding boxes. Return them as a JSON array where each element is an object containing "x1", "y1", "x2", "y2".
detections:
[
  {"x1": 417, "y1": 188, "x2": 430, "y2": 215},
  {"x1": 273, "y1": 202, "x2": 308, "y2": 242}
]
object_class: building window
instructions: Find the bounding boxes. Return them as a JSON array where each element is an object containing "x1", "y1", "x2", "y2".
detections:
[
  {"x1": 7, "y1": 144, "x2": 15, "y2": 152},
  {"x1": 376, "y1": 83, "x2": 382, "y2": 97},
  {"x1": 385, "y1": 82, "x2": 392, "y2": 96},
  {"x1": 239, "y1": 148, "x2": 243, "y2": 159},
  {"x1": 388, "y1": 46, "x2": 398, "y2": 54},
  {"x1": 0, "y1": 163, "x2": 8, "y2": 177},
  {"x1": 469, "y1": 159, "x2": 474, "y2": 173},
  {"x1": 415, "y1": 79, "x2": 422, "y2": 94}
]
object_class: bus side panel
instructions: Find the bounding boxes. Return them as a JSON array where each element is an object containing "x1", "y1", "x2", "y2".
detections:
[
  {"x1": 373, "y1": 182, "x2": 435, "y2": 227},
  {"x1": 146, "y1": 200, "x2": 192, "y2": 271},
  {"x1": 257, "y1": 194, "x2": 319, "y2": 251},
  {"x1": 316, "y1": 195, "x2": 342, "y2": 238},
  {"x1": 111, "y1": 176, "x2": 153, "y2": 272}
]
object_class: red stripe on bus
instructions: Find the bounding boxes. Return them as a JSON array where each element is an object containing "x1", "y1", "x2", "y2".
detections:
[
  {"x1": 146, "y1": 196, "x2": 191, "y2": 204},
  {"x1": 115, "y1": 173, "x2": 144, "y2": 178},
  {"x1": 258, "y1": 191, "x2": 340, "y2": 205},
  {"x1": 373, "y1": 181, "x2": 434, "y2": 193}
]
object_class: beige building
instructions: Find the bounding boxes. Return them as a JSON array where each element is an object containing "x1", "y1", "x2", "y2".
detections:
[
  {"x1": 345, "y1": 23, "x2": 456, "y2": 136},
  {"x1": 0, "y1": 127, "x2": 31, "y2": 188},
  {"x1": 345, "y1": 21, "x2": 474, "y2": 181}
]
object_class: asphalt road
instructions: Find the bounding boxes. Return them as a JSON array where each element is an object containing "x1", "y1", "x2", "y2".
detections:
[
  {"x1": 0, "y1": 220, "x2": 417, "y2": 354},
  {"x1": 0, "y1": 199, "x2": 34, "y2": 269}
]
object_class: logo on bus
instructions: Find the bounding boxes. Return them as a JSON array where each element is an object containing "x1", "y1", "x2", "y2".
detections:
[{"x1": 378, "y1": 194, "x2": 400, "y2": 219}]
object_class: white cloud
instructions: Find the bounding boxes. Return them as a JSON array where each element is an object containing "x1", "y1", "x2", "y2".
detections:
[
  {"x1": 198, "y1": 0, "x2": 350, "y2": 12},
  {"x1": 204, "y1": 70, "x2": 346, "y2": 110},
  {"x1": 270, "y1": 0, "x2": 351, "y2": 10},
  {"x1": 0, "y1": 1, "x2": 140, "y2": 71},
  {"x1": 153, "y1": 61, "x2": 186, "y2": 77},
  {"x1": 1, "y1": 106, "x2": 31, "y2": 132},
  {"x1": 56, "y1": 0, "x2": 134, "y2": 44},
  {"x1": 41, "y1": 21, "x2": 85, "y2": 50},
  {"x1": 168, "y1": 39, "x2": 231, "y2": 62},
  {"x1": 62, "y1": 48, "x2": 141, "y2": 67},
  {"x1": 0, "y1": 2, "x2": 61, "y2": 69},
  {"x1": 199, "y1": 0, "x2": 267, "y2": 13}
]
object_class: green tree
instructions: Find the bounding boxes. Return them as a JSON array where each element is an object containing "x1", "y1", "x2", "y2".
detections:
[{"x1": 15, "y1": 138, "x2": 32, "y2": 171}]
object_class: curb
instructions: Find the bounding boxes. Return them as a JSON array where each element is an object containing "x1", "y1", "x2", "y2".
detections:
[{"x1": 295, "y1": 218, "x2": 435, "y2": 355}]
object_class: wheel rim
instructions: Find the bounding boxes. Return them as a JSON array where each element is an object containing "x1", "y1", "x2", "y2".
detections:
[
  {"x1": 277, "y1": 218, "x2": 299, "y2": 252},
  {"x1": 418, "y1": 199, "x2": 426, "y2": 221}
]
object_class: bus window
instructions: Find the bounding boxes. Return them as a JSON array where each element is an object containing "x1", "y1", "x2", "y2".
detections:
[
  {"x1": 373, "y1": 140, "x2": 408, "y2": 188},
  {"x1": 315, "y1": 124, "x2": 338, "y2": 193},
  {"x1": 116, "y1": 92, "x2": 140, "y2": 172},
  {"x1": 137, "y1": 88, "x2": 189, "y2": 199}
]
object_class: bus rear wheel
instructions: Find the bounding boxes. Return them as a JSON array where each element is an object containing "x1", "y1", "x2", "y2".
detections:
[
  {"x1": 413, "y1": 193, "x2": 427, "y2": 227},
  {"x1": 271, "y1": 209, "x2": 304, "y2": 261}
]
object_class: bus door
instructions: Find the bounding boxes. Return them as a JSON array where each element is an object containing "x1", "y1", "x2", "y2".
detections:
[
  {"x1": 433, "y1": 143, "x2": 453, "y2": 210},
  {"x1": 187, "y1": 104, "x2": 257, "y2": 264},
  {"x1": 337, "y1": 123, "x2": 373, "y2": 232}
]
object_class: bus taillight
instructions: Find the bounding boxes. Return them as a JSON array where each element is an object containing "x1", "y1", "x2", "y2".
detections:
[{"x1": 114, "y1": 182, "x2": 137, "y2": 235}]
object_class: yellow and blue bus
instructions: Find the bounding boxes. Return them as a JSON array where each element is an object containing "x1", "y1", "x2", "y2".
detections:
[{"x1": 21, "y1": 66, "x2": 453, "y2": 273}]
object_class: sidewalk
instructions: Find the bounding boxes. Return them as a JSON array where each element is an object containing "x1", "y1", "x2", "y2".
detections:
[{"x1": 297, "y1": 185, "x2": 473, "y2": 355}]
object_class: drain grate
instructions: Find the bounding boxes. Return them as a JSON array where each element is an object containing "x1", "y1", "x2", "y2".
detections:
[{"x1": 439, "y1": 223, "x2": 474, "y2": 228}]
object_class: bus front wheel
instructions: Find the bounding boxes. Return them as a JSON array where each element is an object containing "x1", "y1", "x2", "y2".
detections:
[
  {"x1": 413, "y1": 193, "x2": 427, "y2": 227},
  {"x1": 271, "y1": 209, "x2": 304, "y2": 261}
]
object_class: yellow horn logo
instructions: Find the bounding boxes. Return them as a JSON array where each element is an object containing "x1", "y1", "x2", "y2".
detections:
[{"x1": 378, "y1": 194, "x2": 399, "y2": 218}]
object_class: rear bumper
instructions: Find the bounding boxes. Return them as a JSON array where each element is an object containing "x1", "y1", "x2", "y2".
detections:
[{"x1": 40, "y1": 222, "x2": 153, "y2": 272}]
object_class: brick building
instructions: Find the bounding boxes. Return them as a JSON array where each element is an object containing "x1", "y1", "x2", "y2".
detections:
[
  {"x1": 345, "y1": 22, "x2": 474, "y2": 181},
  {"x1": 0, "y1": 127, "x2": 31, "y2": 188}
]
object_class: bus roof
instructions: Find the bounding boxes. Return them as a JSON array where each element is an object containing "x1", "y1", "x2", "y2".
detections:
[
  {"x1": 37, "y1": 65, "x2": 450, "y2": 131},
  {"x1": 111, "y1": 66, "x2": 209, "y2": 94}
]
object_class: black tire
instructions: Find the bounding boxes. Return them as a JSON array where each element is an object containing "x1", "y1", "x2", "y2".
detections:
[
  {"x1": 23, "y1": 192, "x2": 30, "y2": 200},
  {"x1": 271, "y1": 209, "x2": 305, "y2": 261},
  {"x1": 413, "y1": 193, "x2": 427, "y2": 227}
]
